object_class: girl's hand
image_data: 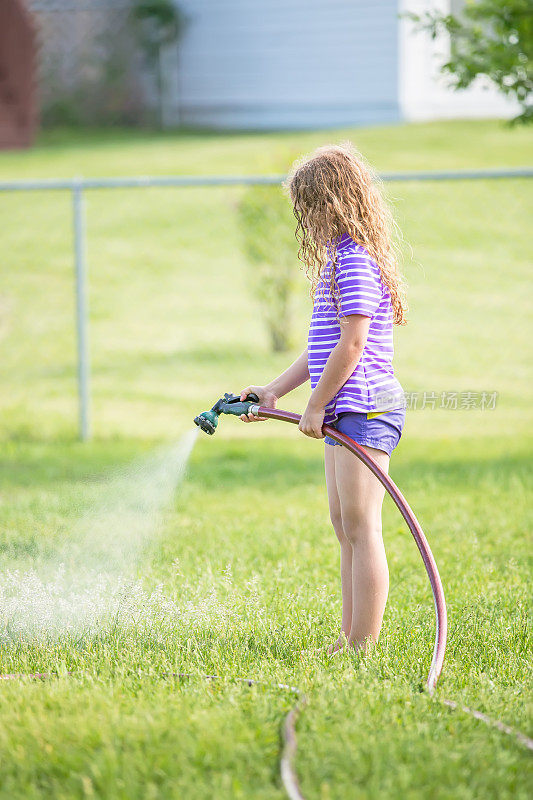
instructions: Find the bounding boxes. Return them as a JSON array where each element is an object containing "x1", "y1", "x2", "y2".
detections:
[
  {"x1": 239, "y1": 385, "x2": 278, "y2": 423},
  {"x1": 298, "y1": 399, "x2": 325, "y2": 439}
]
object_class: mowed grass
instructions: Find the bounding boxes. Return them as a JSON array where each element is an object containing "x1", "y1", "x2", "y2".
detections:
[{"x1": 0, "y1": 120, "x2": 532, "y2": 798}]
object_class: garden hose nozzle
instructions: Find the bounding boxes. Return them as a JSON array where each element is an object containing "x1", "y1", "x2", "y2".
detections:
[
  {"x1": 193, "y1": 409, "x2": 219, "y2": 435},
  {"x1": 194, "y1": 392, "x2": 260, "y2": 435}
]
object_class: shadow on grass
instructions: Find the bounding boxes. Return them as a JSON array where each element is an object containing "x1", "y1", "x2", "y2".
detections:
[
  {"x1": 188, "y1": 439, "x2": 532, "y2": 493},
  {"x1": 188, "y1": 441, "x2": 324, "y2": 490},
  {"x1": 1, "y1": 436, "x2": 531, "y2": 494},
  {"x1": 33, "y1": 345, "x2": 265, "y2": 381},
  {"x1": 391, "y1": 445, "x2": 532, "y2": 491},
  {"x1": 0, "y1": 440, "x2": 148, "y2": 488}
]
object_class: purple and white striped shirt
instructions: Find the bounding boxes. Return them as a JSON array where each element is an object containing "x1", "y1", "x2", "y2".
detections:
[{"x1": 307, "y1": 232, "x2": 403, "y2": 423}]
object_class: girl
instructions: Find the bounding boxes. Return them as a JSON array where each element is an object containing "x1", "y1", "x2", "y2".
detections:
[{"x1": 240, "y1": 142, "x2": 408, "y2": 656}]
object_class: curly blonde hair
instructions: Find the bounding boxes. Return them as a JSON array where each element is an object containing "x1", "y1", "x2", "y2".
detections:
[{"x1": 282, "y1": 140, "x2": 408, "y2": 324}]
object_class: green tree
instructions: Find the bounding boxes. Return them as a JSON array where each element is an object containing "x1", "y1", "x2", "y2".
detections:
[
  {"x1": 407, "y1": 0, "x2": 532, "y2": 123},
  {"x1": 238, "y1": 184, "x2": 298, "y2": 353}
]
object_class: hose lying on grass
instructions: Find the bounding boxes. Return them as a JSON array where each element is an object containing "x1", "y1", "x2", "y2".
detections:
[{"x1": 2, "y1": 401, "x2": 531, "y2": 800}]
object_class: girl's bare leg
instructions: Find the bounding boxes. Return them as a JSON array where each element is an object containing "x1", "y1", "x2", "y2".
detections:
[
  {"x1": 334, "y1": 443, "x2": 390, "y2": 652},
  {"x1": 324, "y1": 444, "x2": 353, "y2": 653}
]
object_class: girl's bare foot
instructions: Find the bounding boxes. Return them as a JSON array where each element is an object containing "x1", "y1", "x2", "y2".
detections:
[
  {"x1": 328, "y1": 634, "x2": 351, "y2": 655},
  {"x1": 311, "y1": 633, "x2": 349, "y2": 656}
]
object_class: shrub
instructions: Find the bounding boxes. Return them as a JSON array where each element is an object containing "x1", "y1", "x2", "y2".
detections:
[{"x1": 238, "y1": 184, "x2": 298, "y2": 353}]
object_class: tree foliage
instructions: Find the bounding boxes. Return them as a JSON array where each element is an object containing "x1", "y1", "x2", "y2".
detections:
[
  {"x1": 408, "y1": 0, "x2": 532, "y2": 123},
  {"x1": 131, "y1": 0, "x2": 187, "y2": 57}
]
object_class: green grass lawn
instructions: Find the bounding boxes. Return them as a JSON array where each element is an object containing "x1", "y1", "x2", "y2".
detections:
[{"x1": 0, "y1": 120, "x2": 532, "y2": 798}]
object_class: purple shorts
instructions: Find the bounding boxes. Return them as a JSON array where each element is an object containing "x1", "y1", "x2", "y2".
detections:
[{"x1": 324, "y1": 407, "x2": 406, "y2": 456}]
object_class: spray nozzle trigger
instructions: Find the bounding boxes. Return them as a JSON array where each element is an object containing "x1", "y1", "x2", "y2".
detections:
[{"x1": 194, "y1": 392, "x2": 260, "y2": 435}]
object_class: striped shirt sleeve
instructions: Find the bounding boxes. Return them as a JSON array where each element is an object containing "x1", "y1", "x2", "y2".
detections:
[{"x1": 336, "y1": 253, "x2": 383, "y2": 319}]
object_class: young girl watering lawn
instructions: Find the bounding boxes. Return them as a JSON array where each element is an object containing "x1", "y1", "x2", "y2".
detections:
[{"x1": 239, "y1": 142, "x2": 408, "y2": 656}]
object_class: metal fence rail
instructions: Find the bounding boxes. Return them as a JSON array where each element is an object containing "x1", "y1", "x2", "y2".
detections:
[
  {"x1": 1, "y1": 166, "x2": 531, "y2": 440},
  {"x1": 1, "y1": 166, "x2": 533, "y2": 192}
]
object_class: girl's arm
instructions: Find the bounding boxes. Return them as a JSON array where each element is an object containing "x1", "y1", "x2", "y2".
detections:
[
  {"x1": 299, "y1": 315, "x2": 371, "y2": 438},
  {"x1": 239, "y1": 348, "x2": 310, "y2": 422}
]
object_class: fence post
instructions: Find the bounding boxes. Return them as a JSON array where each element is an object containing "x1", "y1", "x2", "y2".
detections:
[{"x1": 72, "y1": 179, "x2": 91, "y2": 441}]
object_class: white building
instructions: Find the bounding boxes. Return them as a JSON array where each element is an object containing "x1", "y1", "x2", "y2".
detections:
[{"x1": 160, "y1": 0, "x2": 518, "y2": 129}]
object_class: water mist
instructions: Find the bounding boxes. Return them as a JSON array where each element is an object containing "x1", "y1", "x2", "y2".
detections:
[{"x1": 0, "y1": 429, "x2": 199, "y2": 642}]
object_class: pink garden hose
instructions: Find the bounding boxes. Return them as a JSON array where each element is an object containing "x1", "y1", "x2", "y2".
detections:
[
  {"x1": 250, "y1": 404, "x2": 447, "y2": 692},
  {"x1": 248, "y1": 405, "x2": 532, "y2": 796}
]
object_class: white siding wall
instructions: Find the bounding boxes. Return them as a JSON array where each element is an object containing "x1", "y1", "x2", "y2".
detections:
[{"x1": 164, "y1": 0, "x2": 401, "y2": 129}]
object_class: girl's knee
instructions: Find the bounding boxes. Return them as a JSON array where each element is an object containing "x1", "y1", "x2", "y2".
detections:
[
  {"x1": 329, "y1": 509, "x2": 350, "y2": 545},
  {"x1": 341, "y1": 514, "x2": 382, "y2": 545}
]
